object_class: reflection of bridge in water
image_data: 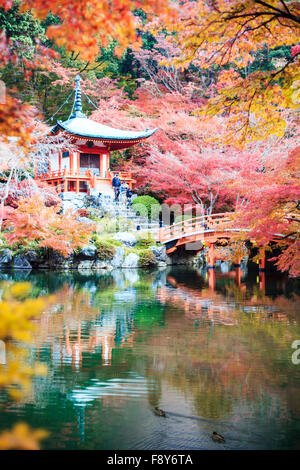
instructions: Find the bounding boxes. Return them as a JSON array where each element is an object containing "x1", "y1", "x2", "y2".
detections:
[{"x1": 156, "y1": 269, "x2": 287, "y2": 325}]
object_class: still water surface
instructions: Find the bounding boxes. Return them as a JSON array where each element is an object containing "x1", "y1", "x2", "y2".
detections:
[{"x1": 0, "y1": 266, "x2": 299, "y2": 450}]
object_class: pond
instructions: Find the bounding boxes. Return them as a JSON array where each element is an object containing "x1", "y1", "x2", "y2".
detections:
[{"x1": 0, "y1": 266, "x2": 299, "y2": 450}]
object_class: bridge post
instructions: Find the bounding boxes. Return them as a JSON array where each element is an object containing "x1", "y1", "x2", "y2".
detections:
[
  {"x1": 259, "y1": 251, "x2": 266, "y2": 271},
  {"x1": 259, "y1": 271, "x2": 266, "y2": 291},
  {"x1": 234, "y1": 266, "x2": 242, "y2": 286},
  {"x1": 207, "y1": 244, "x2": 215, "y2": 268},
  {"x1": 208, "y1": 268, "x2": 216, "y2": 291}
]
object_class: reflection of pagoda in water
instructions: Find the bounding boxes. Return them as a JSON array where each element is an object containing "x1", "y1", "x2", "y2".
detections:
[
  {"x1": 35, "y1": 271, "x2": 147, "y2": 370},
  {"x1": 49, "y1": 299, "x2": 135, "y2": 369}
]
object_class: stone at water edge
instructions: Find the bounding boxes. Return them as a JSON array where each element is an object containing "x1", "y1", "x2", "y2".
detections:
[
  {"x1": 0, "y1": 249, "x2": 13, "y2": 267},
  {"x1": 25, "y1": 250, "x2": 39, "y2": 264},
  {"x1": 12, "y1": 255, "x2": 32, "y2": 270},
  {"x1": 93, "y1": 260, "x2": 110, "y2": 270},
  {"x1": 110, "y1": 246, "x2": 125, "y2": 268},
  {"x1": 122, "y1": 253, "x2": 139, "y2": 268},
  {"x1": 113, "y1": 232, "x2": 137, "y2": 247},
  {"x1": 79, "y1": 245, "x2": 97, "y2": 259},
  {"x1": 75, "y1": 216, "x2": 95, "y2": 225},
  {"x1": 150, "y1": 245, "x2": 166, "y2": 262},
  {"x1": 77, "y1": 260, "x2": 94, "y2": 272}
]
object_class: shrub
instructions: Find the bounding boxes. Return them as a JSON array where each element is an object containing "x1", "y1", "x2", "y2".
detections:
[
  {"x1": 95, "y1": 216, "x2": 119, "y2": 234},
  {"x1": 132, "y1": 195, "x2": 160, "y2": 219},
  {"x1": 94, "y1": 239, "x2": 116, "y2": 260},
  {"x1": 117, "y1": 216, "x2": 135, "y2": 232},
  {"x1": 76, "y1": 208, "x2": 90, "y2": 218},
  {"x1": 136, "y1": 232, "x2": 156, "y2": 249},
  {"x1": 138, "y1": 249, "x2": 157, "y2": 268},
  {"x1": 3, "y1": 195, "x2": 95, "y2": 257}
]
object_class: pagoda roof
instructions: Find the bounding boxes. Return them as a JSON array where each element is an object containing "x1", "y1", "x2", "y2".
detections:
[{"x1": 52, "y1": 116, "x2": 157, "y2": 141}]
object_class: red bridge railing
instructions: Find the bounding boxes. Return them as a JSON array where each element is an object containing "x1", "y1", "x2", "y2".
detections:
[{"x1": 159, "y1": 212, "x2": 233, "y2": 243}]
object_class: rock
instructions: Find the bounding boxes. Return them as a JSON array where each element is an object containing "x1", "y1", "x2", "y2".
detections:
[
  {"x1": 84, "y1": 195, "x2": 101, "y2": 208},
  {"x1": 59, "y1": 191, "x2": 74, "y2": 201},
  {"x1": 13, "y1": 255, "x2": 32, "y2": 270},
  {"x1": 110, "y1": 246, "x2": 124, "y2": 268},
  {"x1": 113, "y1": 232, "x2": 137, "y2": 247},
  {"x1": 78, "y1": 260, "x2": 94, "y2": 270},
  {"x1": 157, "y1": 261, "x2": 167, "y2": 267},
  {"x1": 150, "y1": 245, "x2": 166, "y2": 262},
  {"x1": 76, "y1": 216, "x2": 95, "y2": 225},
  {"x1": 122, "y1": 253, "x2": 139, "y2": 268},
  {"x1": 49, "y1": 251, "x2": 74, "y2": 268},
  {"x1": 25, "y1": 250, "x2": 40, "y2": 266},
  {"x1": 93, "y1": 260, "x2": 109, "y2": 269},
  {"x1": 0, "y1": 249, "x2": 13, "y2": 267},
  {"x1": 79, "y1": 245, "x2": 97, "y2": 260},
  {"x1": 77, "y1": 260, "x2": 94, "y2": 274}
]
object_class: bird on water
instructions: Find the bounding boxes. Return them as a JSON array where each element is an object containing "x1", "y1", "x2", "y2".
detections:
[
  {"x1": 211, "y1": 431, "x2": 225, "y2": 443},
  {"x1": 154, "y1": 407, "x2": 166, "y2": 417}
]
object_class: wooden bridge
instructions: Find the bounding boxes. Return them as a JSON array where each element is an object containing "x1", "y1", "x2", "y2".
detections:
[{"x1": 158, "y1": 212, "x2": 262, "y2": 269}]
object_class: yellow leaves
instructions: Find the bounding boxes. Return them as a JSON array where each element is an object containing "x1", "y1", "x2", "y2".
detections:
[
  {"x1": 0, "y1": 282, "x2": 51, "y2": 399},
  {"x1": 0, "y1": 282, "x2": 50, "y2": 449},
  {"x1": 196, "y1": 69, "x2": 293, "y2": 146},
  {"x1": 6, "y1": 281, "x2": 32, "y2": 300},
  {"x1": 162, "y1": 0, "x2": 300, "y2": 144},
  {"x1": 0, "y1": 423, "x2": 48, "y2": 450}
]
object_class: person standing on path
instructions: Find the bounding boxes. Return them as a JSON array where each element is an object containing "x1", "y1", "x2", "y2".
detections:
[
  {"x1": 112, "y1": 173, "x2": 121, "y2": 201},
  {"x1": 120, "y1": 180, "x2": 129, "y2": 204}
]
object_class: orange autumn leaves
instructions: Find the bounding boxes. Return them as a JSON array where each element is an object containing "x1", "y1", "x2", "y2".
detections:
[
  {"x1": 162, "y1": 0, "x2": 300, "y2": 145},
  {"x1": 0, "y1": 0, "x2": 173, "y2": 144},
  {"x1": 17, "y1": 0, "x2": 173, "y2": 61},
  {"x1": 3, "y1": 195, "x2": 95, "y2": 257}
]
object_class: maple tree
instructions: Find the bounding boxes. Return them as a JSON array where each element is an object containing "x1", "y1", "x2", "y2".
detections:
[
  {"x1": 157, "y1": 0, "x2": 300, "y2": 144},
  {"x1": 0, "y1": 0, "x2": 173, "y2": 143},
  {"x1": 3, "y1": 195, "x2": 95, "y2": 256},
  {"x1": 233, "y1": 142, "x2": 300, "y2": 277},
  {"x1": 0, "y1": 123, "x2": 74, "y2": 229}
]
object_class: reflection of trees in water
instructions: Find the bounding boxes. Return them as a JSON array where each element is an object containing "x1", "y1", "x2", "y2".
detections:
[
  {"x1": 4, "y1": 268, "x2": 300, "y2": 427},
  {"x1": 140, "y1": 270, "x2": 300, "y2": 421},
  {"x1": 28, "y1": 269, "x2": 163, "y2": 375}
]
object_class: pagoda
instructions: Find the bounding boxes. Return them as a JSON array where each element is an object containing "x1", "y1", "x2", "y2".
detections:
[{"x1": 35, "y1": 76, "x2": 157, "y2": 195}]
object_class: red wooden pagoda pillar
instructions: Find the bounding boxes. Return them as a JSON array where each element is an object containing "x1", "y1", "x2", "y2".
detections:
[{"x1": 76, "y1": 180, "x2": 79, "y2": 194}]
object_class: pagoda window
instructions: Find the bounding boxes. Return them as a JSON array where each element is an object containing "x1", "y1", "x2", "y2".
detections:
[{"x1": 80, "y1": 153, "x2": 100, "y2": 176}]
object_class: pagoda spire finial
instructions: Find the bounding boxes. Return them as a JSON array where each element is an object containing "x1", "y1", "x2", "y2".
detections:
[{"x1": 70, "y1": 75, "x2": 86, "y2": 119}]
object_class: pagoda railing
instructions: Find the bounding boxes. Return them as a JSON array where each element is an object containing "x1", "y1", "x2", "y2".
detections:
[{"x1": 36, "y1": 169, "x2": 133, "y2": 180}]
